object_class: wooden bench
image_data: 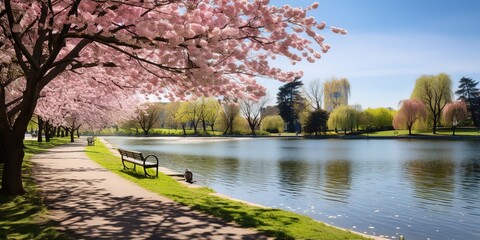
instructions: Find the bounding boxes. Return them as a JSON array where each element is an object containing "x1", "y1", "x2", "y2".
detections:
[
  {"x1": 118, "y1": 149, "x2": 159, "y2": 177},
  {"x1": 87, "y1": 137, "x2": 95, "y2": 146}
]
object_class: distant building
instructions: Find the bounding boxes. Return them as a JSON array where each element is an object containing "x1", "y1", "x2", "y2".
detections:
[
  {"x1": 323, "y1": 78, "x2": 350, "y2": 112},
  {"x1": 262, "y1": 105, "x2": 279, "y2": 117}
]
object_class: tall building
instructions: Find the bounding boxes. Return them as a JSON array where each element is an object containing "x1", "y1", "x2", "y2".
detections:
[{"x1": 323, "y1": 78, "x2": 350, "y2": 112}]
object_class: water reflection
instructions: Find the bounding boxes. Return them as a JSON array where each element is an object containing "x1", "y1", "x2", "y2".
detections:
[
  {"x1": 460, "y1": 157, "x2": 480, "y2": 211},
  {"x1": 405, "y1": 158, "x2": 455, "y2": 208},
  {"x1": 323, "y1": 160, "x2": 352, "y2": 204},
  {"x1": 277, "y1": 159, "x2": 308, "y2": 197}
]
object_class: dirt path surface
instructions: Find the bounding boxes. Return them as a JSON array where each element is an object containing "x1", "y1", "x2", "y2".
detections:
[{"x1": 32, "y1": 139, "x2": 269, "y2": 239}]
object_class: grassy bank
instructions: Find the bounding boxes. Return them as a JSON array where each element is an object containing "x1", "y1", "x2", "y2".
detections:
[
  {"x1": 0, "y1": 138, "x2": 71, "y2": 240},
  {"x1": 363, "y1": 128, "x2": 480, "y2": 137},
  {"x1": 85, "y1": 141, "x2": 368, "y2": 240}
]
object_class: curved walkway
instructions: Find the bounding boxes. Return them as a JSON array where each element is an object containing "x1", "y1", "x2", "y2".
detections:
[{"x1": 32, "y1": 139, "x2": 268, "y2": 239}]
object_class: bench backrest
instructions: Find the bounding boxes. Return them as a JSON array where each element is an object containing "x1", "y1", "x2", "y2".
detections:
[{"x1": 118, "y1": 149, "x2": 144, "y2": 160}]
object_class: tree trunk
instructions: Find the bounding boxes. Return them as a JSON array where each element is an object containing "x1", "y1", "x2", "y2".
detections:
[
  {"x1": 181, "y1": 124, "x2": 186, "y2": 135},
  {"x1": 432, "y1": 114, "x2": 438, "y2": 134},
  {"x1": 192, "y1": 121, "x2": 198, "y2": 135},
  {"x1": 45, "y1": 121, "x2": 51, "y2": 142},
  {"x1": 0, "y1": 139, "x2": 25, "y2": 196},
  {"x1": 452, "y1": 126, "x2": 456, "y2": 136},
  {"x1": 69, "y1": 128, "x2": 75, "y2": 143},
  {"x1": 37, "y1": 116, "x2": 44, "y2": 142},
  {"x1": 76, "y1": 128, "x2": 80, "y2": 138},
  {"x1": 57, "y1": 127, "x2": 61, "y2": 137},
  {"x1": 202, "y1": 119, "x2": 207, "y2": 132},
  {"x1": 0, "y1": 132, "x2": 26, "y2": 196}
]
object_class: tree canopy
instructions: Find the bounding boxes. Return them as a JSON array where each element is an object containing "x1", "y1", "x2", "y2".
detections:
[
  {"x1": 455, "y1": 77, "x2": 480, "y2": 127},
  {"x1": 393, "y1": 99, "x2": 426, "y2": 135},
  {"x1": 304, "y1": 109, "x2": 328, "y2": 136},
  {"x1": 442, "y1": 101, "x2": 468, "y2": 135},
  {"x1": 276, "y1": 77, "x2": 304, "y2": 132},
  {"x1": 327, "y1": 105, "x2": 356, "y2": 134},
  {"x1": 0, "y1": 0, "x2": 346, "y2": 195},
  {"x1": 411, "y1": 73, "x2": 453, "y2": 134}
]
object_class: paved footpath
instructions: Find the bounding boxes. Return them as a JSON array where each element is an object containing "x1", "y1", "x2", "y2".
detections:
[{"x1": 32, "y1": 139, "x2": 269, "y2": 240}]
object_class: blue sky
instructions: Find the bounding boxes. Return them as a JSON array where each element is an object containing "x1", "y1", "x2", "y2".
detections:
[{"x1": 259, "y1": 0, "x2": 480, "y2": 109}]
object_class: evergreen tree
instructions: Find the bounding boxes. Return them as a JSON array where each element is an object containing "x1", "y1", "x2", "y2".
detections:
[
  {"x1": 304, "y1": 109, "x2": 329, "y2": 136},
  {"x1": 455, "y1": 77, "x2": 480, "y2": 126},
  {"x1": 277, "y1": 77, "x2": 304, "y2": 132}
]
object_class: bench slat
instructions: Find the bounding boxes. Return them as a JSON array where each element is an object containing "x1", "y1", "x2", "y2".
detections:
[{"x1": 118, "y1": 148, "x2": 158, "y2": 177}]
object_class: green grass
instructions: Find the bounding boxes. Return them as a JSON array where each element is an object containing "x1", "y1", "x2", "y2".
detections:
[
  {"x1": 0, "y1": 138, "x2": 71, "y2": 240},
  {"x1": 363, "y1": 128, "x2": 480, "y2": 137},
  {"x1": 85, "y1": 141, "x2": 368, "y2": 240}
]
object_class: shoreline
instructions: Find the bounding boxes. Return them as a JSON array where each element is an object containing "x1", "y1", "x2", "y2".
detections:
[
  {"x1": 99, "y1": 137, "x2": 388, "y2": 240},
  {"x1": 96, "y1": 133, "x2": 480, "y2": 141}
]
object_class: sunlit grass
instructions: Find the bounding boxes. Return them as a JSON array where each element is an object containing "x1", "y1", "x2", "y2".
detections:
[
  {"x1": 0, "y1": 138, "x2": 71, "y2": 240},
  {"x1": 364, "y1": 128, "x2": 480, "y2": 137},
  {"x1": 86, "y1": 141, "x2": 368, "y2": 240}
]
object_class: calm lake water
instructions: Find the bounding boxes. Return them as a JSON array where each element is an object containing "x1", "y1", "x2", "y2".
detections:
[{"x1": 103, "y1": 136, "x2": 480, "y2": 240}]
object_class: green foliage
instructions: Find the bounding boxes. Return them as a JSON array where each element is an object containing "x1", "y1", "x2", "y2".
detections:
[
  {"x1": 362, "y1": 107, "x2": 395, "y2": 131},
  {"x1": 327, "y1": 105, "x2": 357, "y2": 134},
  {"x1": 85, "y1": 141, "x2": 367, "y2": 240},
  {"x1": 261, "y1": 115, "x2": 284, "y2": 133},
  {"x1": 0, "y1": 138, "x2": 70, "y2": 240},
  {"x1": 411, "y1": 73, "x2": 453, "y2": 133},
  {"x1": 456, "y1": 77, "x2": 480, "y2": 126},
  {"x1": 304, "y1": 109, "x2": 329, "y2": 136},
  {"x1": 277, "y1": 78, "x2": 303, "y2": 132}
]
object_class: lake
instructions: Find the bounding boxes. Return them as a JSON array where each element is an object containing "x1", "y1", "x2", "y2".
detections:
[{"x1": 103, "y1": 136, "x2": 480, "y2": 240}]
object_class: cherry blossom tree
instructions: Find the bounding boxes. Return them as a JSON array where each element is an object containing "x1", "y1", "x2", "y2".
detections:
[
  {"x1": 0, "y1": 0, "x2": 345, "y2": 195},
  {"x1": 393, "y1": 99, "x2": 426, "y2": 135},
  {"x1": 442, "y1": 101, "x2": 468, "y2": 136}
]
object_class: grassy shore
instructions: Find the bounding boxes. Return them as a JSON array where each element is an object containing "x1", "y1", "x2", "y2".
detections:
[
  {"x1": 0, "y1": 138, "x2": 71, "y2": 240},
  {"x1": 363, "y1": 128, "x2": 480, "y2": 137},
  {"x1": 85, "y1": 141, "x2": 369, "y2": 240}
]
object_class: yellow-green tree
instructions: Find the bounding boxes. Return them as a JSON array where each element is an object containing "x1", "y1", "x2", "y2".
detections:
[
  {"x1": 261, "y1": 115, "x2": 285, "y2": 133},
  {"x1": 327, "y1": 105, "x2": 357, "y2": 134},
  {"x1": 363, "y1": 107, "x2": 395, "y2": 131},
  {"x1": 170, "y1": 102, "x2": 191, "y2": 135},
  {"x1": 411, "y1": 73, "x2": 453, "y2": 134},
  {"x1": 202, "y1": 98, "x2": 221, "y2": 133}
]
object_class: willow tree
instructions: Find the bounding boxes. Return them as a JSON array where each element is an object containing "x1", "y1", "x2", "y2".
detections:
[
  {"x1": 392, "y1": 99, "x2": 426, "y2": 135},
  {"x1": 327, "y1": 105, "x2": 357, "y2": 134},
  {"x1": 442, "y1": 101, "x2": 468, "y2": 136},
  {"x1": 411, "y1": 73, "x2": 453, "y2": 134},
  {"x1": 323, "y1": 77, "x2": 350, "y2": 112}
]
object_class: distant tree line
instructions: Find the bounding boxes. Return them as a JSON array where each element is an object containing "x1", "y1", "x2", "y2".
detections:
[{"x1": 275, "y1": 74, "x2": 479, "y2": 136}]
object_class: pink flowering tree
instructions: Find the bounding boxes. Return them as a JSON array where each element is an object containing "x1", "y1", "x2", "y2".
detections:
[
  {"x1": 393, "y1": 99, "x2": 426, "y2": 135},
  {"x1": 35, "y1": 73, "x2": 140, "y2": 142},
  {"x1": 0, "y1": 0, "x2": 345, "y2": 195},
  {"x1": 442, "y1": 101, "x2": 468, "y2": 135}
]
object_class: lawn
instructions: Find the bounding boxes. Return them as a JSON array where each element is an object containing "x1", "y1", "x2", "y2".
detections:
[
  {"x1": 0, "y1": 138, "x2": 71, "y2": 240},
  {"x1": 362, "y1": 128, "x2": 480, "y2": 137},
  {"x1": 85, "y1": 140, "x2": 369, "y2": 240}
]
